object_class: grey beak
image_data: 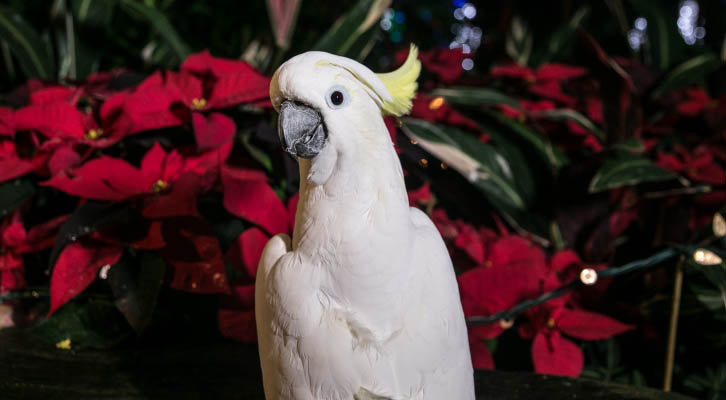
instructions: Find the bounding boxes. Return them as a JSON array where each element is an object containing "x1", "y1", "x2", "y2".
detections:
[{"x1": 277, "y1": 101, "x2": 327, "y2": 159}]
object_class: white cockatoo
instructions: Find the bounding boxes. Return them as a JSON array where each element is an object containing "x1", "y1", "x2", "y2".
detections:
[{"x1": 256, "y1": 45, "x2": 475, "y2": 400}]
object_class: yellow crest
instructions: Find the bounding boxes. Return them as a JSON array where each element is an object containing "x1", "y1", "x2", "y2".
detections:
[{"x1": 376, "y1": 44, "x2": 421, "y2": 116}]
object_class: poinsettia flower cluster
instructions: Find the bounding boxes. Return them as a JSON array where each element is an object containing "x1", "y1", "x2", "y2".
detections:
[
  {"x1": 0, "y1": 51, "x2": 293, "y2": 330},
  {"x1": 429, "y1": 207, "x2": 632, "y2": 377}
]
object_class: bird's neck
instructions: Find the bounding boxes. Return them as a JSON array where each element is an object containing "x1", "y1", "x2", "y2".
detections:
[{"x1": 293, "y1": 132, "x2": 409, "y2": 253}]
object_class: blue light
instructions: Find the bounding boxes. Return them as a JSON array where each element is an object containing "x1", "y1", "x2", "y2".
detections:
[
  {"x1": 419, "y1": 8, "x2": 432, "y2": 22},
  {"x1": 394, "y1": 11, "x2": 406, "y2": 24},
  {"x1": 391, "y1": 30, "x2": 403, "y2": 43},
  {"x1": 453, "y1": 0, "x2": 466, "y2": 7}
]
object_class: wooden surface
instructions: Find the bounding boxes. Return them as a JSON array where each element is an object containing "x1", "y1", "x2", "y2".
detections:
[{"x1": 0, "y1": 328, "x2": 693, "y2": 400}]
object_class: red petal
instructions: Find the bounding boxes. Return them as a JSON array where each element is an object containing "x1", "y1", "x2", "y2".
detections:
[
  {"x1": 42, "y1": 156, "x2": 149, "y2": 201},
  {"x1": 218, "y1": 284, "x2": 257, "y2": 343},
  {"x1": 549, "y1": 250, "x2": 580, "y2": 273},
  {"x1": 0, "y1": 153, "x2": 37, "y2": 183},
  {"x1": 123, "y1": 85, "x2": 183, "y2": 133},
  {"x1": 17, "y1": 214, "x2": 68, "y2": 253},
  {"x1": 407, "y1": 182, "x2": 432, "y2": 207},
  {"x1": 49, "y1": 240, "x2": 123, "y2": 315},
  {"x1": 556, "y1": 309, "x2": 633, "y2": 340},
  {"x1": 491, "y1": 63, "x2": 535, "y2": 80},
  {"x1": 140, "y1": 142, "x2": 168, "y2": 178},
  {"x1": 469, "y1": 336, "x2": 495, "y2": 370},
  {"x1": 182, "y1": 50, "x2": 265, "y2": 79},
  {"x1": 532, "y1": 331, "x2": 583, "y2": 377},
  {"x1": 160, "y1": 217, "x2": 230, "y2": 294},
  {"x1": 47, "y1": 145, "x2": 81, "y2": 176},
  {"x1": 165, "y1": 71, "x2": 203, "y2": 106},
  {"x1": 130, "y1": 220, "x2": 166, "y2": 250},
  {"x1": 208, "y1": 70, "x2": 271, "y2": 108},
  {"x1": 656, "y1": 152, "x2": 685, "y2": 172},
  {"x1": 0, "y1": 253, "x2": 25, "y2": 293},
  {"x1": 14, "y1": 102, "x2": 85, "y2": 139},
  {"x1": 458, "y1": 263, "x2": 541, "y2": 327},
  {"x1": 141, "y1": 173, "x2": 202, "y2": 218},
  {"x1": 192, "y1": 112, "x2": 236, "y2": 151},
  {"x1": 454, "y1": 223, "x2": 485, "y2": 265},
  {"x1": 529, "y1": 81, "x2": 575, "y2": 105},
  {"x1": 488, "y1": 236, "x2": 548, "y2": 279},
  {"x1": 222, "y1": 165, "x2": 289, "y2": 235},
  {"x1": 0, "y1": 107, "x2": 14, "y2": 136},
  {"x1": 585, "y1": 97, "x2": 603, "y2": 124},
  {"x1": 419, "y1": 48, "x2": 467, "y2": 84},
  {"x1": 609, "y1": 209, "x2": 638, "y2": 239},
  {"x1": 29, "y1": 86, "x2": 77, "y2": 105},
  {"x1": 535, "y1": 64, "x2": 587, "y2": 81}
]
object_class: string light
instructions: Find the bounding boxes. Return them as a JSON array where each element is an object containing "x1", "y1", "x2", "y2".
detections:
[
  {"x1": 713, "y1": 213, "x2": 726, "y2": 237},
  {"x1": 579, "y1": 268, "x2": 598, "y2": 285},
  {"x1": 693, "y1": 248, "x2": 723, "y2": 266},
  {"x1": 468, "y1": 248, "x2": 682, "y2": 326}
]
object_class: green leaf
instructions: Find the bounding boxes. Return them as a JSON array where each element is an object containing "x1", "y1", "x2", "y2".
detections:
[
  {"x1": 0, "y1": 5, "x2": 54, "y2": 78},
  {"x1": 49, "y1": 202, "x2": 139, "y2": 269},
  {"x1": 504, "y1": 16, "x2": 532, "y2": 66},
  {"x1": 588, "y1": 155, "x2": 676, "y2": 193},
  {"x1": 688, "y1": 282, "x2": 726, "y2": 314},
  {"x1": 312, "y1": 0, "x2": 389, "y2": 57},
  {"x1": 118, "y1": 0, "x2": 189, "y2": 62},
  {"x1": 650, "y1": 53, "x2": 722, "y2": 99},
  {"x1": 241, "y1": 132, "x2": 273, "y2": 173},
  {"x1": 611, "y1": 138, "x2": 645, "y2": 154},
  {"x1": 401, "y1": 118, "x2": 526, "y2": 211},
  {"x1": 32, "y1": 300, "x2": 131, "y2": 349},
  {"x1": 71, "y1": 0, "x2": 116, "y2": 27},
  {"x1": 531, "y1": 6, "x2": 589, "y2": 66},
  {"x1": 533, "y1": 108, "x2": 605, "y2": 141},
  {"x1": 0, "y1": 180, "x2": 35, "y2": 217},
  {"x1": 630, "y1": 0, "x2": 683, "y2": 70},
  {"x1": 431, "y1": 87, "x2": 521, "y2": 110},
  {"x1": 488, "y1": 111, "x2": 569, "y2": 170},
  {"x1": 110, "y1": 253, "x2": 165, "y2": 335}
]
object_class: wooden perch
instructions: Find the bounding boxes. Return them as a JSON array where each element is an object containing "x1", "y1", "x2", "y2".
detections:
[{"x1": 0, "y1": 328, "x2": 693, "y2": 400}]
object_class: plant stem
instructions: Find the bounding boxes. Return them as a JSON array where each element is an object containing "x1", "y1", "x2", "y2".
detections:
[{"x1": 663, "y1": 256, "x2": 684, "y2": 392}]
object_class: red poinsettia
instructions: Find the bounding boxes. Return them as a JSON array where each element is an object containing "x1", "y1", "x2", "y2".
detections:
[
  {"x1": 218, "y1": 193, "x2": 298, "y2": 343},
  {"x1": 158, "y1": 50, "x2": 272, "y2": 151},
  {"x1": 49, "y1": 238, "x2": 124, "y2": 314},
  {"x1": 491, "y1": 63, "x2": 586, "y2": 106},
  {"x1": 221, "y1": 164, "x2": 289, "y2": 236},
  {"x1": 454, "y1": 221, "x2": 547, "y2": 370},
  {"x1": 519, "y1": 298, "x2": 632, "y2": 377},
  {"x1": 395, "y1": 47, "x2": 469, "y2": 84},
  {"x1": 410, "y1": 94, "x2": 488, "y2": 142},
  {"x1": 13, "y1": 86, "x2": 133, "y2": 148},
  {"x1": 43, "y1": 141, "x2": 228, "y2": 206},
  {"x1": 1, "y1": 212, "x2": 67, "y2": 294},
  {"x1": 657, "y1": 144, "x2": 726, "y2": 186},
  {"x1": 218, "y1": 227, "x2": 268, "y2": 343}
]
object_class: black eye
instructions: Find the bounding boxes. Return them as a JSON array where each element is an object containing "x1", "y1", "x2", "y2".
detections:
[{"x1": 330, "y1": 91, "x2": 344, "y2": 106}]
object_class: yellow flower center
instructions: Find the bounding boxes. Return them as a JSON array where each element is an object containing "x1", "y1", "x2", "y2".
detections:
[
  {"x1": 85, "y1": 128, "x2": 103, "y2": 140},
  {"x1": 428, "y1": 96, "x2": 445, "y2": 110},
  {"x1": 546, "y1": 318, "x2": 556, "y2": 329},
  {"x1": 150, "y1": 179, "x2": 168, "y2": 193},
  {"x1": 191, "y1": 98, "x2": 207, "y2": 110}
]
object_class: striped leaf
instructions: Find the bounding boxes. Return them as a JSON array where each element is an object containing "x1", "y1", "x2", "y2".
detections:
[{"x1": 401, "y1": 118, "x2": 526, "y2": 210}]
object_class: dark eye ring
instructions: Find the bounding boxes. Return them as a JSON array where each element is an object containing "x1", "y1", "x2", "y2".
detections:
[{"x1": 330, "y1": 91, "x2": 344, "y2": 106}]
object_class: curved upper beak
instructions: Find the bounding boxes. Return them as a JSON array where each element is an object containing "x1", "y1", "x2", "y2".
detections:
[{"x1": 277, "y1": 101, "x2": 327, "y2": 159}]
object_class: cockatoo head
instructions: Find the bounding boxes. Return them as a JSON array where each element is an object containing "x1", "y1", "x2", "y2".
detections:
[{"x1": 270, "y1": 46, "x2": 420, "y2": 185}]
